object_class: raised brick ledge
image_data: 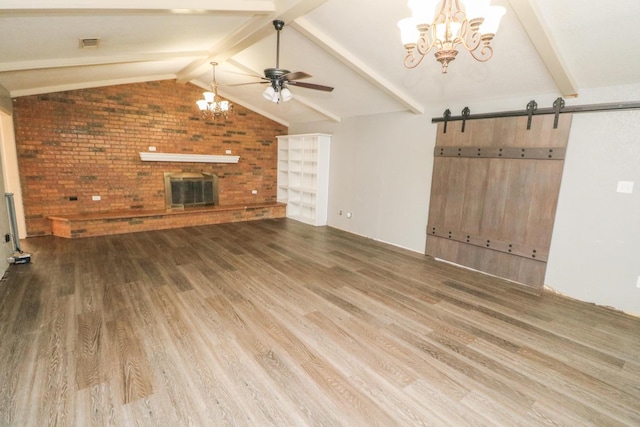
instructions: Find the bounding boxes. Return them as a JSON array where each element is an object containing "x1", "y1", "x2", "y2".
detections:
[{"x1": 47, "y1": 202, "x2": 286, "y2": 238}]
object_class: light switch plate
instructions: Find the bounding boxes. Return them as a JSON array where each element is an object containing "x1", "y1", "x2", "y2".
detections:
[
  {"x1": 92, "y1": 195, "x2": 101, "y2": 201},
  {"x1": 617, "y1": 181, "x2": 634, "y2": 194}
]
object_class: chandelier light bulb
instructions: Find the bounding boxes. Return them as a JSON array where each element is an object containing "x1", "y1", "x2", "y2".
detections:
[
  {"x1": 203, "y1": 91, "x2": 214, "y2": 103},
  {"x1": 397, "y1": 18, "x2": 419, "y2": 47},
  {"x1": 481, "y1": 6, "x2": 506, "y2": 34},
  {"x1": 462, "y1": 0, "x2": 491, "y2": 20},
  {"x1": 407, "y1": 0, "x2": 438, "y2": 25}
]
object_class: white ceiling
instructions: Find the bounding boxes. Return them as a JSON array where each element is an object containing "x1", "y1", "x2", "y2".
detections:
[{"x1": 1, "y1": 0, "x2": 639, "y2": 126}]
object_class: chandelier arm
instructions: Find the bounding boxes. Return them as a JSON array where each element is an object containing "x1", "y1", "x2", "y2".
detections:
[
  {"x1": 458, "y1": 21, "x2": 482, "y2": 53},
  {"x1": 451, "y1": 0, "x2": 466, "y2": 23},
  {"x1": 415, "y1": 29, "x2": 437, "y2": 57},
  {"x1": 469, "y1": 43, "x2": 494, "y2": 63},
  {"x1": 434, "y1": 0, "x2": 450, "y2": 25},
  {"x1": 403, "y1": 49, "x2": 427, "y2": 69}
]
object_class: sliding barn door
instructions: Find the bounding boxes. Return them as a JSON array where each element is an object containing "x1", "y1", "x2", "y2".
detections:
[{"x1": 426, "y1": 114, "x2": 572, "y2": 288}]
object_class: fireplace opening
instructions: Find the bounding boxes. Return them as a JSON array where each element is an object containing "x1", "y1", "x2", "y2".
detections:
[{"x1": 164, "y1": 172, "x2": 218, "y2": 209}]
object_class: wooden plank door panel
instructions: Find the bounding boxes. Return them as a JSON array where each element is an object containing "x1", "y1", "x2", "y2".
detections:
[
  {"x1": 426, "y1": 114, "x2": 572, "y2": 288},
  {"x1": 479, "y1": 158, "x2": 510, "y2": 236},
  {"x1": 460, "y1": 159, "x2": 489, "y2": 236}
]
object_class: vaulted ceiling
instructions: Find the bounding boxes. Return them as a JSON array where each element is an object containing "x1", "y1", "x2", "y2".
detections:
[{"x1": 1, "y1": 0, "x2": 639, "y2": 126}]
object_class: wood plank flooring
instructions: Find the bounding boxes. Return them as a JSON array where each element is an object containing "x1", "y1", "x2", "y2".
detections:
[{"x1": 0, "y1": 218, "x2": 639, "y2": 426}]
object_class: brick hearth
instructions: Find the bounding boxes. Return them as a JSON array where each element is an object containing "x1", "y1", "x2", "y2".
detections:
[{"x1": 48, "y1": 202, "x2": 286, "y2": 238}]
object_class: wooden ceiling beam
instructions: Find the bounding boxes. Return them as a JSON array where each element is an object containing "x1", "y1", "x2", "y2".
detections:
[
  {"x1": 290, "y1": 17, "x2": 424, "y2": 115},
  {"x1": 176, "y1": 0, "x2": 328, "y2": 83},
  {"x1": 507, "y1": 0, "x2": 579, "y2": 97},
  {"x1": 0, "y1": 52, "x2": 206, "y2": 73},
  {"x1": 0, "y1": 1, "x2": 275, "y2": 14}
]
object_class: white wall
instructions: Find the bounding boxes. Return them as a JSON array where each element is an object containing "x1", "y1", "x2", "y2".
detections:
[
  {"x1": 0, "y1": 113, "x2": 17, "y2": 273},
  {"x1": 292, "y1": 82, "x2": 640, "y2": 315},
  {"x1": 0, "y1": 113, "x2": 27, "y2": 240},
  {"x1": 291, "y1": 111, "x2": 435, "y2": 252},
  {"x1": 0, "y1": 86, "x2": 16, "y2": 274},
  {"x1": 546, "y1": 84, "x2": 640, "y2": 316}
]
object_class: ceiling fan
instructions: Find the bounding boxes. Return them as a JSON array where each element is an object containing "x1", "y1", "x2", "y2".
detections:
[{"x1": 234, "y1": 19, "x2": 334, "y2": 103}]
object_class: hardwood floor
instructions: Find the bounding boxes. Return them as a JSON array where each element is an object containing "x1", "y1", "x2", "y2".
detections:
[{"x1": 0, "y1": 218, "x2": 639, "y2": 426}]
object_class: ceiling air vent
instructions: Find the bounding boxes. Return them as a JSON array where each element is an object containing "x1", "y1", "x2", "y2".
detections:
[{"x1": 79, "y1": 38, "x2": 100, "y2": 49}]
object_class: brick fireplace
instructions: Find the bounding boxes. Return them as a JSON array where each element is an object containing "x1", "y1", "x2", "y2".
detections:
[
  {"x1": 164, "y1": 172, "x2": 218, "y2": 209},
  {"x1": 12, "y1": 80, "x2": 287, "y2": 237}
]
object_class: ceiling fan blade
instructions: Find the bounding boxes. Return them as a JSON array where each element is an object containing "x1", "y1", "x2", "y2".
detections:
[
  {"x1": 283, "y1": 71, "x2": 312, "y2": 81},
  {"x1": 287, "y1": 81, "x2": 334, "y2": 92},
  {"x1": 222, "y1": 69, "x2": 264, "y2": 79},
  {"x1": 224, "y1": 81, "x2": 269, "y2": 87}
]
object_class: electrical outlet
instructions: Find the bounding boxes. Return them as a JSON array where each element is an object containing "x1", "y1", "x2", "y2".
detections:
[
  {"x1": 617, "y1": 181, "x2": 634, "y2": 194},
  {"x1": 92, "y1": 195, "x2": 101, "y2": 201},
  {"x1": 251, "y1": 189, "x2": 258, "y2": 195},
  {"x1": 225, "y1": 149, "x2": 232, "y2": 154},
  {"x1": 4, "y1": 234, "x2": 10, "y2": 243},
  {"x1": 148, "y1": 146, "x2": 156, "y2": 152}
]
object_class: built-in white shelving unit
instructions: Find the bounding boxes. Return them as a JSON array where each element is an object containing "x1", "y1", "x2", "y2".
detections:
[{"x1": 276, "y1": 133, "x2": 331, "y2": 226}]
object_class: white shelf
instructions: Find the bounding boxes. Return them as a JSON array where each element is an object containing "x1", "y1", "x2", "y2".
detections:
[
  {"x1": 139, "y1": 152, "x2": 240, "y2": 163},
  {"x1": 277, "y1": 133, "x2": 331, "y2": 226}
]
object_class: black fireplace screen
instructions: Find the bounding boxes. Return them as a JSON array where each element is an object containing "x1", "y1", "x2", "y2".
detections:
[{"x1": 164, "y1": 172, "x2": 218, "y2": 208}]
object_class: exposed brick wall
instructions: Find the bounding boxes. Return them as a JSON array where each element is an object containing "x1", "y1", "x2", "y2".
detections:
[{"x1": 12, "y1": 80, "x2": 287, "y2": 236}]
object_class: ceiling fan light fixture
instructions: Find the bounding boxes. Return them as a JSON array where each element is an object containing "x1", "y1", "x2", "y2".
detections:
[
  {"x1": 232, "y1": 20, "x2": 333, "y2": 103},
  {"x1": 280, "y1": 87, "x2": 293, "y2": 102},
  {"x1": 263, "y1": 86, "x2": 276, "y2": 101}
]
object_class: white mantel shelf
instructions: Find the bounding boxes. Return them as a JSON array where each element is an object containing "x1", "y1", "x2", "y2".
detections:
[{"x1": 139, "y1": 152, "x2": 239, "y2": 163}]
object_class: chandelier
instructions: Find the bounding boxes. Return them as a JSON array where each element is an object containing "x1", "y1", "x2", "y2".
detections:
[
  {"x1": 196, "y1": 62, "x2": 233, "y2": 119},
  {"x1": 398, "y1": 0, "x2": 506, "y2": 73}
]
